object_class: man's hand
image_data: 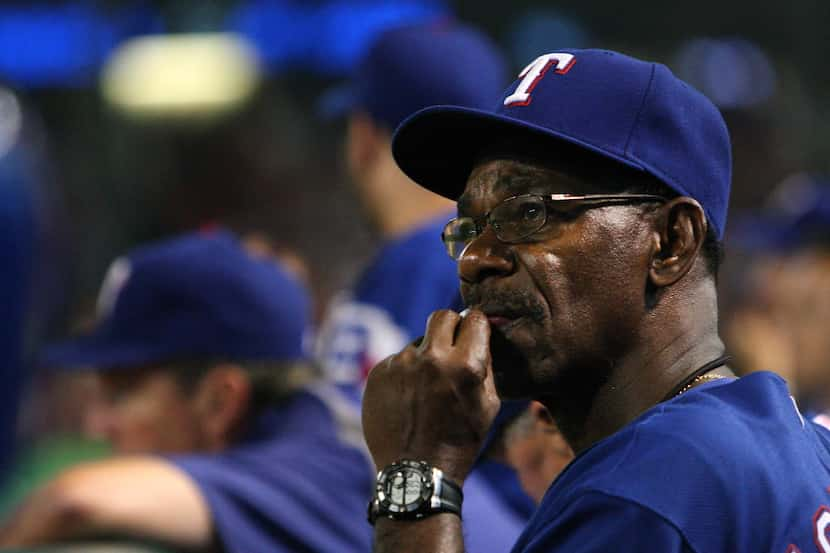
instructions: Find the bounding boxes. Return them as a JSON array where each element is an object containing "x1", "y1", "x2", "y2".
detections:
[{"x1": 362, "y1": 309, "x2": 501, "y2": 484}]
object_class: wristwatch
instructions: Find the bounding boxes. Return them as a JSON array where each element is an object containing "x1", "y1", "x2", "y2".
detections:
[{"x1": 367, "y1": 459, "x2": 463, "y2": 525}]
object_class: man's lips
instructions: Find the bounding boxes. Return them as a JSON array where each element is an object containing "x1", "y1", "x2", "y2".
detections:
[
  {"x1": 486, "y1": 315, "x2": 516, "y2": 328},
  {"x1": 474, "y1": 307, "x2": 527, "y2": 330},
  {"x1": 465, "y1": 301, "x2": 539, "y2": 332}
]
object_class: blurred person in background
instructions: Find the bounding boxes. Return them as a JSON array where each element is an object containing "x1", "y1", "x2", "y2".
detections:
[
  {"x1": 0, "y1": 91, "x2": 38, "y2": 481},
  {"x1": 498, "y1": 402, "x2": 574, "y2": 506},
  {"x1": 0, "y1": 230, "x2": 373, "y2": 553},
  {"x1": 727, "y1": 175, "x2": 830, "y2": 420},
  {"x1": 314, "y1": 22, "x2": 508, "y2": 391},
  {"x1": 0, "y1": 85, "x2": 67, "y2": 488},
  {"x1": 315, "y1": 22, "x2": 537, "y2": 551}
]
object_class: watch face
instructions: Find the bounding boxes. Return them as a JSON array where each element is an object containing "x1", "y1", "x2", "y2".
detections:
[
  {"x1": 377, "y1": 460, "x2": 433, "y2": 514},
  {"x1": 389, "y1": 471, "x2": 421, "y2": 504}
]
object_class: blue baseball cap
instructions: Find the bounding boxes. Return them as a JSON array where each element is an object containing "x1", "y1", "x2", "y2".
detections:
[
  {"x1": 319, "y1": 22, "x2": 508, "y2": 131},
  {"x1": 731, "y1": 174, "x2": 830, "y2": 251},
  {"x1": 392, "y1": 49, "x2": 732, "y2": 239},
  {"x1": 41, "y1": 230, "x2": 311, "y2": 370}
]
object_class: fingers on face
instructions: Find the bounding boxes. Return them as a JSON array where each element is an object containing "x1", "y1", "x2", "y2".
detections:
[
  {"x1": 415, "y1": 309, "x2": 492, "y2": 383},
  {"x1": 454, "y1": 309, "x2": 492, "y2": 379},
  {"x1": 420, "y1": 309, "x2": 462, "y2": 353}
]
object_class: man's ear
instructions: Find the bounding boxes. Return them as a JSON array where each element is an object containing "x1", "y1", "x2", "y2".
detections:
[
  {"x1": 346, "y1": 112, "x2": 386, "y2": 177},
  {"x1": 648, "y1": 197, "x2": 708, "y2": 288},
  {"x1": 528, "y1": 402, "x2": 572, "y2": 458},
  {"x1": 193, "y1": 365, "x2": 252, "y2": 451},
  {"x1": 529, "y1": 402, "x2": 563, "y2": 438}
]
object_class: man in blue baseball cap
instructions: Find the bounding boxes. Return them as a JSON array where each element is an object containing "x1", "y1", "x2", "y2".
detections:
[
  {"x1": 359, "y1": 48, "x2": 830, "y2": 552},
  {"x1": 0, "y1": 230, "x2": 373, "y2": 553},
  {"x1": 316, "y1": 22, "x2": 540, "y2": 552}
]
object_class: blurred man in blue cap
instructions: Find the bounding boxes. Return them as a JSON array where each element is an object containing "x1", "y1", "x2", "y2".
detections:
[
  {"x1": 727, "y1": 174, "x2": 830, "y2": 420},
  {"x1": 316, "y1": 22, "x2": 540, "y2": 552},
  {"x1": 0, "y1": 230, "x2": 373, "y2": 553},
  {"x1": 316, "y1": 22, "x2": 509, "y2": 389}
]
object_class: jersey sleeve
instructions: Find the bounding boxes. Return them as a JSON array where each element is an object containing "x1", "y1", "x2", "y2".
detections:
[
  {"x1": 515, "y1": 491, "x2": 692, "y2": 553},
  {"x1": 169, "y1": 445, "x2": 373, "y2": 553}
]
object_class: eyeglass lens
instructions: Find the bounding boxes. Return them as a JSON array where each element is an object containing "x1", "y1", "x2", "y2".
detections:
[{"x1": 442, "y1": 195, "x2": 550, "y2": 259}]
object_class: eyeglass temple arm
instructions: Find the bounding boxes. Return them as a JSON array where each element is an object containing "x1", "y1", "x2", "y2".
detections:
[{"x1": 546, "y1": 193, "x2": 666, "y2": 201}]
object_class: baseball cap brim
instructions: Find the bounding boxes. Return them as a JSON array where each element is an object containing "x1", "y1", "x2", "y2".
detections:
[
  {"x1": 392, "y1": 105, "x2": 647, "y2": 200},
  {"x1": 39, "y1": 334, "x2": 183, "y2": 371}
]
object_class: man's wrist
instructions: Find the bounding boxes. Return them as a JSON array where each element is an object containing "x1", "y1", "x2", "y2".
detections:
[
  {"x1": 374, "y1": 513, "x2": 464, "y2": 553},
  {"x1": 375, "y1": 449, "x2": 476, "y2": 485}
]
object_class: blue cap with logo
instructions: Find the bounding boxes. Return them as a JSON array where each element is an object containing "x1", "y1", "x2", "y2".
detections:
[
  {"x1": 392, "y1": 49, "x2": 732, "y2": 239},
  {"x1": 319, "y1": 22, "x2": 508, "y2": 131},
  {"x1": 41, "y1": 230, "x2": 311, "y2": 370}
]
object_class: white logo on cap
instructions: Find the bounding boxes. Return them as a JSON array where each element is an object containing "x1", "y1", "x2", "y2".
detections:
[
  {"x1": 97, "y1": 257, "x2": 132, "y2": 319},
  {"x1": 504, "y1": 53, "x2": 576, "y2": 107}
]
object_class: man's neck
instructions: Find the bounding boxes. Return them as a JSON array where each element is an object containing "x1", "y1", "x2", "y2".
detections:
[
  {"x1": 542, "y1": 285, "x2": 733, "y2": 454},
  {"x1": 359, "y1": 151, "x2": 455, "y2": 240}
]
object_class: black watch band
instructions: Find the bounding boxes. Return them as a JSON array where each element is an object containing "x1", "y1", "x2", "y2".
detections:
[{"x1": 367, "y1": 460, "x2": 463, "y2": 525}]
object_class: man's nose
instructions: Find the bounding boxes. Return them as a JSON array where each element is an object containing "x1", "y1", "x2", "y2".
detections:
[{"x1": 458, "y1": 229, "x2": 515, "y2": 284}]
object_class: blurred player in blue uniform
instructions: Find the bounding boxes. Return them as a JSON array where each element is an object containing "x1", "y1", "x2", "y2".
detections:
[
  {"x1": 727, "y1": 176, "x2": 830, "y2": 423},
  {"x1": 0, "y1": 140, "x2": 35, "y2": 483},
  {"x1": 360, "y1": 48, "x2": 830, "y2": 552},
  {"x1": 316, "y1": 23, "x2": 538, "y2": 551},
  {"x1": 0, "y1": 230, "x2": 373, "y2": 553},
  {"x1": 0, "y1": 88, "x2": 50, "y2": 484},
  {"x1": 315, "y1": 23, "x2": 508, "y2": 389}
]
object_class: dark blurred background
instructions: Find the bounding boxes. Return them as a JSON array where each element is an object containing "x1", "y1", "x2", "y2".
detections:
[{"x1": 2, "y1": 0, "x2": 825, "y2": 321}]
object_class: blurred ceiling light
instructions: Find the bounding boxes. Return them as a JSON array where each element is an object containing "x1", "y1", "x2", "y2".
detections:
[
  {"x1": 0, "y1": 87, "x2": 22, "y2": 159},
  {"x1": 101, "y1": 33, "x2": 261, "y2": 118}
]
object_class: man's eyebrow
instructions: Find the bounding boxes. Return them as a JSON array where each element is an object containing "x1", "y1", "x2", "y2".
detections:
[
  {"x1": 485, "y1": 162, "x2": 560, "y2": 191},
  {"x1": 457, "y1": 169, "x2": 559, "y2": 215},
  {"x1": 492, "y1": 173, "x2": 544, "y2": 195}
]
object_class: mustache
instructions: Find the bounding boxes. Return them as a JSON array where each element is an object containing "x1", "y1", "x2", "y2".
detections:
[{"x1": 462, "y1": 288, "x2": 546, "y2": 324}]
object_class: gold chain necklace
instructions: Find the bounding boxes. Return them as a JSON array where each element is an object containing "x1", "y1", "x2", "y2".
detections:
[
  {"x1": 661, "y1": 355, "x2": 732, "y2": 402},
  {"x1": 673, "y1": 374, "x2": 726, "y2": 399}
]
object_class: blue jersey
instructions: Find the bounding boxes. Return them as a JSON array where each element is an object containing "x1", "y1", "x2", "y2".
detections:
[
  {"x1": 315, "y1": 214, "x2": 460, "y2": 387},
  {"x1": 170, "y1": 385, "x2": 373, "y2": 553},
  {"x1": 0, "y1": 156, "x2": 36, "y2": 481},
  {"x1": 512, "y1": 372, "x2": 830, "y2": 553},
  {"x1": 465, "y1": 459, "x2": 537, "y2": 553}
]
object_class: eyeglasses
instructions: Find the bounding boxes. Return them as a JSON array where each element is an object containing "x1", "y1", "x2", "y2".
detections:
[{"x1": 441, "y1": 193, "x2": 666, "y2": 260}]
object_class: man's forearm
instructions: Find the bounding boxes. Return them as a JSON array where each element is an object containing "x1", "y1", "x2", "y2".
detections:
[
  {"x1": 374, "y1": 514, "x2": 465, "y2": 553},
  {"x1": 0, "y1": 457, "x2": 212, "y2": 549},
  {"x1": 0, "y1": 478, "x2": 97, "y2": 547}
]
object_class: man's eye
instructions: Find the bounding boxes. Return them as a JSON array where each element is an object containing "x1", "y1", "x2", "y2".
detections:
[
  {"x1": 518, "y1": 202, "x2": 545, "y2": 223},
  {"x1": 456, "y1": 220, "x2": 478, "y2": 239}
]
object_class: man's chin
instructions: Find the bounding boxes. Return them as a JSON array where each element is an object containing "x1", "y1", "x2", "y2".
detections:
[{"x1": 490, "y1": 326, "x2": 536, "y2": 399}]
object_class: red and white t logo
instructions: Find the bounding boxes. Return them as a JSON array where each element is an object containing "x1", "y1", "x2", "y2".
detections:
[{"x1": 503, "y1": 53, "x2": 576, "y2": 107}]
